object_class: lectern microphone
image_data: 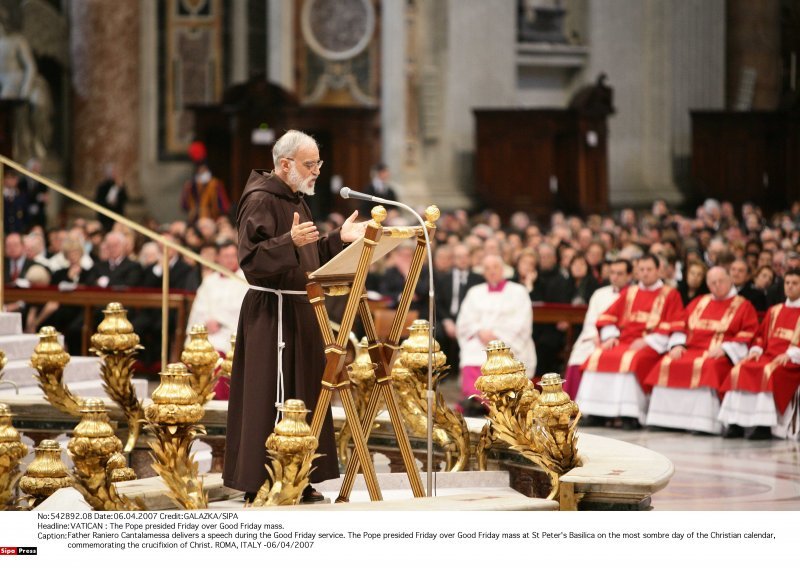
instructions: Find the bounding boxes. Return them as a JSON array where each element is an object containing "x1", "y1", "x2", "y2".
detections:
[{"x1": 339, "y1": 186, "x2": 384, "y2": 202}]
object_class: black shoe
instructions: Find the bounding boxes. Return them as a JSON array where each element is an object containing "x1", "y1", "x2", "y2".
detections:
[
  {"x1": 722, "y1": 424, "x2": 745, "y2": 439},
  {"x1": 580, "y1": 415, "x2": 605, "y2": 427},
  {"x1": 620, "y1": 417, "x2": 641, "y2": 431},
  {"x1": 461, "y1": 399, "x2": 488, "y2": 418},
  {"x1": 244, "y1": 491, "x2": 257, "y2": 503},
  {"x1": 745, "y1": 426, "x2": 773, "y2": 440},
  {"x1": 302, "y1": 485, "x2": 325, "y2": 503}
]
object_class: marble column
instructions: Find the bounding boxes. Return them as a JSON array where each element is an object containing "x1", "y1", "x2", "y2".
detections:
[
  {"x1": 438, "y1": 0, "x2": 516, "y2": 209},
  {"x1": 669, "y1": 0, "x2": 725, "y2": 189},
  {"x1": 726, "y1": 0, "x2": 782, "y2": 110},
  {"x1": 381, "y1": 0, "x2": 407, "y2": 184},
  {"x1": 268, "y1": 0, "x2": 295, "y2": 92},
  {"x1": 70, "y1": 0, "x2": 141, "y2": 213},
  {"x1": 580, "y1": 0, "x2": 724, "y2": 207},
  {"x1": 229, "y1": 0, "x2": 249, "y2": 85}
]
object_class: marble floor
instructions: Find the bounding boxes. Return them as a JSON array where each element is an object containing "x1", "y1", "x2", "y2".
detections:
[
  {"x1": 420, "y1": 377, "x2": 800, "y2": 510},
  {"x1": 578, "y1": 425, "x2": 800, "y2": 510}
]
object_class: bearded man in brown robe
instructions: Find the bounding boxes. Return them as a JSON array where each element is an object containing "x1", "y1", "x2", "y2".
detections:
[{"x1": 224, "y1": 130, "x2": 366, "y2": 502}]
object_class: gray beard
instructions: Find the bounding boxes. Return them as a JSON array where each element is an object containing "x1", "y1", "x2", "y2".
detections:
[{"x1": 288, "y1": 165, "x2": 315, "y2": 196}]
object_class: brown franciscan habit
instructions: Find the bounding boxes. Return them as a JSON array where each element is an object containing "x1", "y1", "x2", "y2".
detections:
[{"x1": 224, "y1": 170, "x2": 342, "y2": 493}]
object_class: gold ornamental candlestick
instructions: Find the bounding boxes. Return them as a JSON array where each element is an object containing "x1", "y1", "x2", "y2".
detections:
[
  {"x1": 31, "y1": 327, "x2": 82, "y2": 416},
  {"x1": 390, "y1": 321, "x2": 442, "y2": 439},
  {"x1": 18, "y1": 440, "x2": 72, "y2": 507},
  {"x1": 0, "y1": 403, "x2": 28, "y2": 510},
  {"x1": 532, "y1": 374, "x2": 581, "y2": 473},
  {"x1": 252, "y1": 399, "x2": 319, "y2": 507},
  {"x1": 400, "y1": 320, "x2": 470, "y2": 472},
  {"x1": 181, "y1": 324, "x2": 221, "y2": 404},
  {"x1": 144, "y1": 363, "x2": 207, "y2": 510},
  {"x1": 67, "y1": 399, "x2": 143, "y2": 511},
  {"x1": 337, "y1": 338, "x2": 377, "y2": 465},
  {"x1": 475, "y1": 340, "x2": 533, "y2": 471},
  {"x1": 475, "y1": 341, "x2": 560, "y2": 498},
  {"x1": 90, "y1": 302, "x2": 145, "y2": 453}
]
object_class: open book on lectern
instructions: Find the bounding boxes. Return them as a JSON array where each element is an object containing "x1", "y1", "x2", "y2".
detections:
[{"x1": 308, "y1": 226, "x2": 420, "y2": 280}]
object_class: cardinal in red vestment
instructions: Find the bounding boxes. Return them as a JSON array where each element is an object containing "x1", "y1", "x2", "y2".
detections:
[
  {"x1": 719, "y1": 268, "x2": 800, "y2": 440},
  {"x1": 644, "y1": 267, "x2": 758, "y2": 434},
  {"x1": 577, "y1": 254, "x2": 683, "y2": 428}
]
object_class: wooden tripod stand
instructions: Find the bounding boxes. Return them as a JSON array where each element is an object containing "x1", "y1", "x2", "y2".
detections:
[{"x1": 306, "y1": 205, "x2": 438, "y2": 502}]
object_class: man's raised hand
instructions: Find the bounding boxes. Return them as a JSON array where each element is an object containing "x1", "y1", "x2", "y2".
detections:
[
  {"x1": 290, "y1": 211, "x2": 319, "y2": 247},
  {"x1": 340, "y1": 210, "x2": 368, "y2": 243}
]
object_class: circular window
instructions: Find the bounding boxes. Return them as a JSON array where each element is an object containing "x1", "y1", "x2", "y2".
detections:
[{"x1": 301, "y1": 0, "x2": 376, "y2": 61}]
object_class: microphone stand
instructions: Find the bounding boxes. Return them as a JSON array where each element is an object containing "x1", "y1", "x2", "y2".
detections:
[{"x1": 343, "y1": 191, "x2": 436, "y2": 497}]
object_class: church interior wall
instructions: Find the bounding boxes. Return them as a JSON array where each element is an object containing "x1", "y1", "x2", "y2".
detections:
[
  {"x1": 30, "y1": 0, "x2": 747, "y2": 221},
  {"x1": 137, "y1": 0, "x2": 192, "y2": 223},
  {"x1": 437, "y1": 0, "x2": 518, "y2": 208}
]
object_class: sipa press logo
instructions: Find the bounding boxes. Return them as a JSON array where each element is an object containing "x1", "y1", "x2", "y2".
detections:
[{"x1": 0, "y1": 547, "x2": 38, "y2": 555}]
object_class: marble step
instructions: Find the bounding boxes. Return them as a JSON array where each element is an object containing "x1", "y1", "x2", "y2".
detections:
[
  {"x1": 0, "y1": 333, "x2": 60, "y2": 362},
  {"x1": 0, "y1": 356, "x2": 101, "y2": 392},
  {"x1": 0, "y1": 313, "x2": 22, "y2": 336}
]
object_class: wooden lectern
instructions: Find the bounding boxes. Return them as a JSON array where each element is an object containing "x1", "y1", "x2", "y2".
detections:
[{"x1": 305, "y1": 204, "x2": 438, "y2": 502}]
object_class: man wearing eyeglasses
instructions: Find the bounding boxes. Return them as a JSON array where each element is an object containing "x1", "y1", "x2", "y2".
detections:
[{"x1": 224, "y1": 129, "x2": 367, "y2": 504}]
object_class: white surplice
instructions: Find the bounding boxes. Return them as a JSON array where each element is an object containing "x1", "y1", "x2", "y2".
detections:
[
  {"x1": 456, "y1": 281, "x2": 536, "y2": 377},
  {"x1": 187, "y1": 270, "x2": 248, "y2": 352}
]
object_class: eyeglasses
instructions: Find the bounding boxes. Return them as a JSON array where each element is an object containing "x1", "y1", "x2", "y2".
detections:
[{"x1": 285, "y1": 158, "x2": 324, "y2": 170}]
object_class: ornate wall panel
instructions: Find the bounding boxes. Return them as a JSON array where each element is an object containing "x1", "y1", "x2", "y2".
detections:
[
  {"x1": 160, "y1": 0, "x2": 224, "y2": 157},
  {"x1": 294, "y1": 0, "x2": 380, "y2": 107}
]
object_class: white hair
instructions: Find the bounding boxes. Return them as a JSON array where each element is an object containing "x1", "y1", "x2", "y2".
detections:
[
  {"x1": 703, "y1": 198, "x2": 721, "y2": 214},
  {"x1": 139, "y1": 242, "x2": 162, "y2": 267},
  {"x1": 272, "y1": 130, "x2": 317, "y2": 168}
]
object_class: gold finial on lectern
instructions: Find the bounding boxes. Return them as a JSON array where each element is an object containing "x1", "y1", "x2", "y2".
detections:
[
  {"x1": 370, "y1": 205, "x2": 387, "y2": 226},
  {"x1": 424, "y1": 205, "x2": 440, "y2": 225}
]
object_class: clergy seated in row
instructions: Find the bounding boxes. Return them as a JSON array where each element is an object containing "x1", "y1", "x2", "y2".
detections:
[
  {"x1": 643, "y1": 267, "x2": 758, "y2": 434},
  {"x1": 718, "y1": 268, "x2": 800, "y2": 440},
  {"x1": 577, "y1": 254, "x2": 683, "y2": 429},
  {"x1": 563, "y1": 258, "x2": 633, "y2": 400}
]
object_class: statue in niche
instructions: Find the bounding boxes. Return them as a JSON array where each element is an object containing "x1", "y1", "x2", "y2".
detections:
[
  {"x1": 0, "y1": 3, "x2": 57, "y2": 161},
  {"x1": 518, "y1": 0, "x2": 568, "y2": 44}
]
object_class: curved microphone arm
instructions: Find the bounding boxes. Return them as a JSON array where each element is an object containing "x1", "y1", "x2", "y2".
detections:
[{"x1": 340, "y1": 187, "x2": 436, "y2": 496}]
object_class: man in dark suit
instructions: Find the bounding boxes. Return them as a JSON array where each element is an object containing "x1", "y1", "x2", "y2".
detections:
[
  {"x1": 435, "y1": 243, "x2": 484, "y2": 372},
  {"x1": 731, "y1": 259, "x2": 757, "y2": 300},
  {"x1": 94, "y1": 164, "x2": 128, "y2": 233},
  {"x1": 18, "y1": 158, "x2": 49, "y2": 230},
  {"x1": 80, "y1": 231, "x2": 142, "y2": 288},
  {"x1": 3, "y1": 232, "x2": 41, "y2": 315},
  {"x1": 4, "y1": 232, "x2": 37, "y2": 283},
  {"x1": 532, "y1": 243, "x2": 571, "y2": 374},
  {"x1": 134, "y1": 234, "x2": 200, "y2": 367},
  {"x1": 3, "y1": 170, "x2": 29, "y2": 234},
  {"x1": 139, "y1": 234, "x2": 199, "y2": 292},
  {"x1": 379, "y1": 243, "x2": 430, "y2": 316},
  {"x1": 359, "y1": 163, "x2": 397, "y2": 218}
]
